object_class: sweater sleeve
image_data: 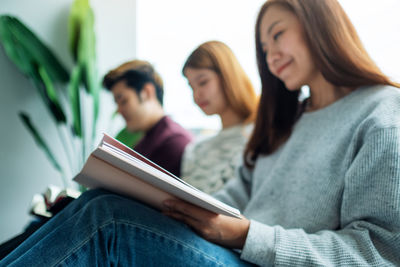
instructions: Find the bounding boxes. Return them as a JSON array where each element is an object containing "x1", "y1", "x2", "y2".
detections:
[
  {"x1": 240, "y1": 128, "x2": 400, "y2": 266},
  {"x1": 213, "y1": 164, "x2": 252, "y2": 211}
]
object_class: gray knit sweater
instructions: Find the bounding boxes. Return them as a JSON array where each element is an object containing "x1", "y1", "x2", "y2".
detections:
[
  {"x1": 214, "y1": 85, "x2": 400, "y2": 266},
  {"x1": 182, "y1": 124, "x2": 251, "y2": 194}
]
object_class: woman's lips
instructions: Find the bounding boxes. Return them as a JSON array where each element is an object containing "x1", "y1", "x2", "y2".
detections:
[
  {"x1": 276, "y1": 60, "x2": 292, "y2": 76},
  {"x1": 198, "y1": 102, "x2": 209, "y2": 109}
]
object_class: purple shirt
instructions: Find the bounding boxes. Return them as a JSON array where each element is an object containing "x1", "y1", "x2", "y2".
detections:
[{"x1": 133, "y1": 116, "x2": 193, "y2": 177}]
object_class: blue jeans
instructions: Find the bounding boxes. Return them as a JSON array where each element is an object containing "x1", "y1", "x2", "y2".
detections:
[{"x1": 1, "y1": 189, "x2": 254, "y2": 266}]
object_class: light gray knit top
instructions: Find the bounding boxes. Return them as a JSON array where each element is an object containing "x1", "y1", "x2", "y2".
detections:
[
  {"x1": 214, "y1": 85, "x2": 400, "y2": 266},
  {"x1": 182, "y1": 124, "x2": 252, "y2": 194}
]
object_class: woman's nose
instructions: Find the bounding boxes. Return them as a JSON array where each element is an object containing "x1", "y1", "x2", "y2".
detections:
[
  {"x1": 266, "y1": 45, "x2": 280, "y2": 67},
  {"x1": 192, "y1": 88, "x2": 201, "y2": 100}
]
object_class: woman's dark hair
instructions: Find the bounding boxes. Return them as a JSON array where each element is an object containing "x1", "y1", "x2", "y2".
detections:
[{"x1": 245, "y1": 0, "x2": 400, "y2": 168}]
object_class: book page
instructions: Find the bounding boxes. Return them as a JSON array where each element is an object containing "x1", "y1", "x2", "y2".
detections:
[
  {"x1": 102, "y1": 134, "x2": 174, "y2": 176},
  {"x1": 101, "y1": 134, "x2": 201, "y2": 191},
  {"x1": 75, "y1": 156, "x2": 178, "y2": 210}
]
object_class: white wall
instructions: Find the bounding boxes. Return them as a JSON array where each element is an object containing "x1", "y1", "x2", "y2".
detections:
[
  {"x1": 0, "y1": 0, "x2": 136, "y2": 244},
  {"x1": 137, "y1": 0, "x2": 266, "y2": 130},
  {"x1": 338, "y1": 0, "x2": 400, "y2": 82}
]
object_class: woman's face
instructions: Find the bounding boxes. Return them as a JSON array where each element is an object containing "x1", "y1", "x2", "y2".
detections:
[
  {"x1": 259, "y1": 5, "x2": 320, "y2": 90},
  {"x1": 184, "y1": 67, "x2": 229, "y2": 116}
]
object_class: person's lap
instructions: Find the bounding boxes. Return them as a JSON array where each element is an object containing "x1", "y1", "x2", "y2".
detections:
[{"x1": 1, "y1": 189, "x2": 252, "y2": 266}]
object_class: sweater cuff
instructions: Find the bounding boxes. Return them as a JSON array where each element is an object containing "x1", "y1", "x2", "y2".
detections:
[{"x1": 240, "y1": 220, "x2": 276, "y2": 265}]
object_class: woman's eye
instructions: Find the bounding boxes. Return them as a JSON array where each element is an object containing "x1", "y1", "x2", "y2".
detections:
[
  {"x1": 273, "y1": 31, "x2": 283, "y2": 41},
  {"x1": 198, "y1": 80, "x2": 208, "y2": 86}
]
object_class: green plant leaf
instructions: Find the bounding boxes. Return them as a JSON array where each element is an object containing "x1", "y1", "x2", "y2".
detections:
[
  {"x1": 0, "y1": 15, "x2": 69, "y2": 83},
  {"x1": 68, "y1": 0, "x2": 90, "y2": 61},
  {"x1": 0, "y1": 17, "x2": 31, "y2": 75},
  {"x1": 0, "y1": 15, "x2": 68, "y2": 124},
  {"x1": 35, "y1": 65, "x2": 67, "y2": 123},
  {"x1": 115, "y1": 128, "x2": 143, "y2": 148},
  {"x1": 68, "y1": 0, "x2": 100, "y2": 139},
  {"x1": 19, "y1": 112, "x2": 63, "y2": 173},
  {"x1": 87, "y1": 60, "x2": 100, "y2": 138},
  {"x1": 68, "y1": 65, "x2": 82, "y2": 137},
  {"x1": 38, "y1": 65, "x2": 59, "y2": 105},
  {"x1": 79, "y1": 7, "x2": 96, "y2": 93}
]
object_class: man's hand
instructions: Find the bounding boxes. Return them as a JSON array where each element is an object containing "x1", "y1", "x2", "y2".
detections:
[{"x1": 162, "y1": 199, "x2": 250, "y2": 249}]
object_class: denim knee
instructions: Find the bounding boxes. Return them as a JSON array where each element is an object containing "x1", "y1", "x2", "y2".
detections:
[{"x1": 75, "y1": 192, "x2": 155, "y2": 226}]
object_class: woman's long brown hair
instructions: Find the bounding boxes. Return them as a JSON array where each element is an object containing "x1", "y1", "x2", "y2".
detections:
[
  {"x1": 245, "y1": 0, "x2": 400, "y2": 168},
  {"x1": 182, "y1": 41, "x2": 258, "y2": 123}
]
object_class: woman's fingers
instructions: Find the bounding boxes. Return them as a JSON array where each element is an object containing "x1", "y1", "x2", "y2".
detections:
[
  {"x1": 162, "y1": 199, "x2": 250, "y2": 249},
  {"x1": 163, "y1": 210, "x2": 201, "y2": 228},
  {"x1": 163, "y1": 199, "x2": 217, "y2": 222},
  {"x1": 162, "y1": 199, "x2": 220, "y2": 237}
]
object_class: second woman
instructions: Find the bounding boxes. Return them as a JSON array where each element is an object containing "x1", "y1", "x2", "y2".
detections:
[{"x1": 181, "y1": 40, "x2": 258, "y2": 194}]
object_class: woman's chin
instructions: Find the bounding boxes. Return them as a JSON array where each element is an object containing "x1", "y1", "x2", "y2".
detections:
[
  {"x1": 283, "y1": 80, "x2": 302, "y2": 91},
  {"x1": 201, "y1": 108, "x2": 213, "y2": 116}
]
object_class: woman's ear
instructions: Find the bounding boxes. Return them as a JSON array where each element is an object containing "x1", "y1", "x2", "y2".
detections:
[{"x1": 140, "y1": 82, "x2": 156, "y2": 101}]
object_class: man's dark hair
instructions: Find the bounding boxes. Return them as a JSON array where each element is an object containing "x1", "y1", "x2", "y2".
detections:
[{"x1": 103, "y1": 63, "x2": 164, "y2": 106}]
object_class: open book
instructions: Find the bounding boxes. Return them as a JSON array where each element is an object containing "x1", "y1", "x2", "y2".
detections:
[
  {"x1": 73, "y1": 134, "x2": 241, "y2": 218},
  {"x1": 30, "y1": 185, "x2": 81, "y2": 218}
]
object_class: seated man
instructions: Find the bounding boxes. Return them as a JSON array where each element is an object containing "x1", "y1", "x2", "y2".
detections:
[
  {"x1": 0, "y1": 60, "x2": 193, "y2": 259},
  {"x1": 102, "y1": 60, "x2": 193, "y2": 177}
]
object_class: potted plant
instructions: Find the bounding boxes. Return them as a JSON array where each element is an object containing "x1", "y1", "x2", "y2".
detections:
[{"x1": 0, "y1": 0, "x2": 99, "y2": 189}]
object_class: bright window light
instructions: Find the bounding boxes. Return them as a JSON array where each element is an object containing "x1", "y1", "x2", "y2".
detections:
[{"x1": 136, "y1": 0, "x2": 400, "y2": 130}]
